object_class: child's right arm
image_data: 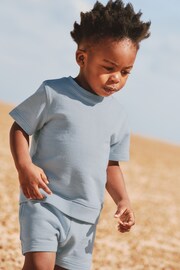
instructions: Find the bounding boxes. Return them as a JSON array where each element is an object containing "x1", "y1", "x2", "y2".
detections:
[{"x1": 10, "y1": 122, "x2": 52, "y2": 200}]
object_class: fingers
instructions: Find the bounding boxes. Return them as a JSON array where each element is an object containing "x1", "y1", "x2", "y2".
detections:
[
  {"x1": 39, "y1": 181, "x2": 52, "y2": 195},
  {"x1": 118, "y1": 224, "x2": 130, "y2": 233},
  {"x1": 118, "y1": 218, "x2": 134, "y2": 233},
  {"x1": 117, "y1": 222, "x2": 133, "y2": 233},
  {"x1": 40, "y1": 172, "x2": 49, "y2": 185},
  {"x1": 21, "y1": 178, "x2": 52, "y2": 200},
  {"x1": 21, "y1": 188, "x2": 41, "y2": 200},
  {"x1": 40, "y1": 173, "x2": 52, "y2": 195},
  {"x1": 19, "y1": 165, "x2": 52, "y2": 200},
  {"x1": 22, "y1": 184, "x2": 44, "y2": 200},
  {"x1": 30, "y1": 186, "x2": 44, "y2": 200},
  {"x1": 119, "y1": 211, "x2": 134, "y2": 225},
  {"x1": 115, "y1": 208, "x2": 135, "y2": 233},
  {"x1": 21, "y1": 186, "x2": 31, "y2": 199}
]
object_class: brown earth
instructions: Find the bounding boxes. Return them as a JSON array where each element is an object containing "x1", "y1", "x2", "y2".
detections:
[{"x1": 0, "y1": 101, "x2": 180, "y2": 270}]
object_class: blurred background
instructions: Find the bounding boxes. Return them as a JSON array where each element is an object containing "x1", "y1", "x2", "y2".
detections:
[{"x1": 0, "y1": 0, "x2": 180, "y2": 145}]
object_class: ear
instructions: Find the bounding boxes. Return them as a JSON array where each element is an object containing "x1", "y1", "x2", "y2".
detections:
[{"x1": 76, "y1": 49, "x2": 86, "y2": 67}]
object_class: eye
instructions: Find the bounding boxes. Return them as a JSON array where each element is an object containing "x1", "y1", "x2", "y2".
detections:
[
  {"x1": 121, "y1": 70, "x2": 131, "y2": 76},
  {"x1": 103, "y1": 66, "x2": 114, "y2": 72}
]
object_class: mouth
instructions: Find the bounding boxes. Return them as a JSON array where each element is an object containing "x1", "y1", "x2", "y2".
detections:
[{"x1": 104, "y1": 86, "x2": 118, "y2": 94}]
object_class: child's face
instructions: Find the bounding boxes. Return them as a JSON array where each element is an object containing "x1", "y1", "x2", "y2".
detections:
[{"x1": 76, "y1": 38, "x2": 138, "y2": 97}]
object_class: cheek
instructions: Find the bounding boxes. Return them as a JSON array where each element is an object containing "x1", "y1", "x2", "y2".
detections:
[
  {"x1": 120, "y1": 77, "x2": 129, "y2": 88},
  {"x1": 99, "y1": 73, "x2": 111, "y2": 83},
  {"x1": 86, "y1": 67, "x2": 105, "y2": 82},
  {"x1": 85, "y1": 64, "x2": 97, "y2": 79}
]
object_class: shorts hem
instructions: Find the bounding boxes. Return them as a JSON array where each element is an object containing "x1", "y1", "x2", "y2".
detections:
[{"x1": 22, "y1": 243, "x2": 57, "y2": 255}]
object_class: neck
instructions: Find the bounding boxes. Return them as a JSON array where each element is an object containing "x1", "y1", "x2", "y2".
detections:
[{"x1": 73, "y1": 75, "x2": 98, "y2": 96}]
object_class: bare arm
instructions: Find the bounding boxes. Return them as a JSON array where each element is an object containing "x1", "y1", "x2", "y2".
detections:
[
  {"x1": 106, "y1": 160, "x2": 135, "y2": 233},
  {"x1": 9, "y1": 122, "x2": 52, "y2": 199}
]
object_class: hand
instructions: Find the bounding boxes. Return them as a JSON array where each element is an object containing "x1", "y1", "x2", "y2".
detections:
[
  {"x1": 114, "y1": 200, "x2": 135, "y2": 233},
  {"x1": 18, "y1": 162, "x2": 52, "y2": 200}
]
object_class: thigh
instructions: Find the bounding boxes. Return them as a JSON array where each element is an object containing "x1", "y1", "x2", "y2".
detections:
[
  {"x1": 23, "y1": 252, "x2": 56, "y2": 270},
  {"x1": 54, "y1": 266, "x2": 67, "y2": 270}
]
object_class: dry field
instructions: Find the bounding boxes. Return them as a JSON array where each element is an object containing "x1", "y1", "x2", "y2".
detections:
[{"x1": 0, "y1": 101, "x2": 180, "y2": 270}]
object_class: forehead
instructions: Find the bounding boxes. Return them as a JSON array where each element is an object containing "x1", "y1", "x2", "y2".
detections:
[{"x1": 87, "y1": 38, "x2": 137, "y2": 66}]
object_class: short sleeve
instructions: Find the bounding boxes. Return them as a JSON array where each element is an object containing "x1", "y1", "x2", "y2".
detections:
[
  {"x1": 9, "y1": 82, "x2": 48, "y2": 135},
  {"x1": 109, "y1": 116, "x2": 130, "y2": 162}
]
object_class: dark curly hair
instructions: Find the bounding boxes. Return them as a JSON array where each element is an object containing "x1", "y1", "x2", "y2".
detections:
[{"x1": 70, "y1": 0, "x2": 151, "y2": 46}]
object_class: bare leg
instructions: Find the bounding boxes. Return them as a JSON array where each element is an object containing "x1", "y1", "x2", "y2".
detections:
[
  {"x1": 22, "y1": 252, "x2": 56, "y2": 270},
  {"x1": 54, "y1": 266, "x2": 67, "y2": 270}
]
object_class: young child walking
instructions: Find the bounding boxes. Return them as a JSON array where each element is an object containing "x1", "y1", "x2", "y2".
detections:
[{"x1": 9, "y1": 1, "x2": 150, "y2": 269}]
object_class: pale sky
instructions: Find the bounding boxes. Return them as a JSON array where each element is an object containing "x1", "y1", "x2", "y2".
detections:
[{"x1": 1, "y1": 0, "x2": 180, "y2": 144}]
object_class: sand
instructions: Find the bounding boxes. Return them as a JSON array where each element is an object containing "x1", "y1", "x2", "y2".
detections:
[{"x1": 0, "y1": 101, "x2": 180, "y2": 270}]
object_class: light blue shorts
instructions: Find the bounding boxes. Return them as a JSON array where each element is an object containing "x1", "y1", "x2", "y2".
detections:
[{"x1": 19, "y1": 201, "x2": 97, "y2": 270}]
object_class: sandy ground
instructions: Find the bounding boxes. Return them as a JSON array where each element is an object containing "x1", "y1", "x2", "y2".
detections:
[{"x1": 0, "y1": 101, "x2": 180, "y2": 270}]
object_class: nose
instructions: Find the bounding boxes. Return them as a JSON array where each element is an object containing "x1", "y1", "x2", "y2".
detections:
[{"x1": 108, "y1": 73, "x2": 120, "y2": 84}]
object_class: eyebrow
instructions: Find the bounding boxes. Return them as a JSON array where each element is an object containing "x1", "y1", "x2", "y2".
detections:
[{"x1": 103, "y1": 59, "x2": 133, "y2": 69}]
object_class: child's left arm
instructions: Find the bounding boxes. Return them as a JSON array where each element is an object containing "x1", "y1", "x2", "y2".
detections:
[{"x1": 106, "y1": 160, "x2": 135, "y2": 233}]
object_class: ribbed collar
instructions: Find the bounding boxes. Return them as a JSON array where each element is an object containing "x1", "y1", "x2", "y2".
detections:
[{"x1": 68, "y1": 76, "x2": 104, "y2": 105}]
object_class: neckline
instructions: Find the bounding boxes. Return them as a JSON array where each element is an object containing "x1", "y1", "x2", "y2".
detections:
[{"x1": 68, "y1": 76, "x2": 104, "y2": 105}]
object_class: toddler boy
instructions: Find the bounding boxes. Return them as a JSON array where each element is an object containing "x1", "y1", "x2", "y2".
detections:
[{"x1": 9, "y1": 1, "x2": 150, "y2": 269}]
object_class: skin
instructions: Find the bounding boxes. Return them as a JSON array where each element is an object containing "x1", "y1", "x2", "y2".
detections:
[
  {"x1": 75, "y1": 38, "x2": 137, "y2": 97},
  {"x1": 10, "y1": 37, "x2": 136, "y2": 270}
]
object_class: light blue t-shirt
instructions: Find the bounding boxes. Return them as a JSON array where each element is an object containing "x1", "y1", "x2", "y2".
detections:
[{"x1": 10, "y1": 76, "x2": 130, "y2": 223}]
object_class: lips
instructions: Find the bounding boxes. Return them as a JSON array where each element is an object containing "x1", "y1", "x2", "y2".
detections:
[{"x1": 104, "y1": 86, "x2": 118, "y2": 93}]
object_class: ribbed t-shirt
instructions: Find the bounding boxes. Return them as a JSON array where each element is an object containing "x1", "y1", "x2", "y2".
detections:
[{"x1": 10, "y1": 76, "x2": 130, "y2": 223}]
